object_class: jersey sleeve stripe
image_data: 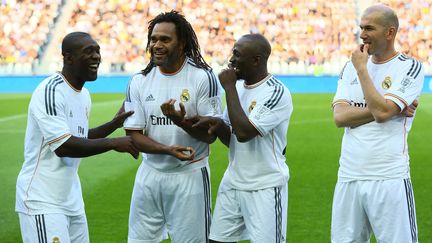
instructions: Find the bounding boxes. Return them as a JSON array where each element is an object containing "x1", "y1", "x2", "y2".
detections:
[
  {"x1": 44, "y1": 76, "x2": 63, "y2": 116},
  {"x1": 406, "y1": 59, "x2": 415, "y2": 76},
  {"x1": 264, "y1": 77, "x2": 285, "y2": 109},
  {"x1": 188, "y1": 59, "x2": 217, "y2": 98},
  {"x1": 204, "y1": 70, "x2": 218, "y2": 98},
  {"x1": 398, "y1": 55, "x2": 409, "y2": 61},
  {"x1": 125, "y1": 78, "x2": 132, "y2": 102},
  {"x1": 384, "y1": 93, "x2": 408, "y2": 108},
  {"x1": 50, "y1": 80, "x2": 63, "y2": 116},
  {"x1": 406, "y1": 59, "x2": 418, "y2": 77},
  {"x1": 210, "y1": 71, "x2": 218, "y2": 97},
  {"x1": 332, "y1": 99, "x2": 351, "y2": 108},
  {"x1": 47, "y1": 133, "x2": 72, "y2": 145},
  {"x1": 411, "y1": 60, "x2": 420, "y2": 78},
  {"x1": 339, "y1": 61, "x2": 349, "y2": 79},
  {"x1": 413, "y1": 62, "x2": 422, "y2": 79},
  {"x1": 264, "y1": 84, "x2": 284, "y2": 110},
  {"x1": 249, "y1": 119, "x2": 264, "y2": 136}
]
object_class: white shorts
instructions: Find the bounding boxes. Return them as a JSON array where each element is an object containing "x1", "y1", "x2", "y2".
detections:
[
  {"x1": 331, "y1": 178, "x2": 418, "y2": 243},
  {"x1": 210, "y1": 184, "x2": 288, "y2": 243},
  {"x1": 128, "y1": 163, "x2": 211, "y2": 243},
  {"x1": 18, "y1": 213, "x2": 89, "y2": 243}
]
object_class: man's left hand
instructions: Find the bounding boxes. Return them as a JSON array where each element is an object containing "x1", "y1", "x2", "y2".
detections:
[{"x1": 161, "y1": 99, "x2": 186, "y2": 125}]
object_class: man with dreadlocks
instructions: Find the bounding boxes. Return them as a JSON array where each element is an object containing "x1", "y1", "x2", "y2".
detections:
[{"x1": 123, "y1": 10, "x2": 222, "y2": 243}]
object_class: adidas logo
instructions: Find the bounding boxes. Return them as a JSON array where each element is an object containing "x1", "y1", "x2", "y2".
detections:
[
  {"x1": 145, "y1": 94, "x2": 155, "y2": 102},
  {"x1": 350, "y1": 78, "x2": 358, "y2": 85}
]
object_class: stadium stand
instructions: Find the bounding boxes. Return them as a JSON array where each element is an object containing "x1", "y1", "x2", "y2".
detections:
[
  {"x1": 1, "y1": 0, "x2": 431, "y2": 75},
  {"x1": 0, "y1": 0, "x2": 64, "y2": 74}
]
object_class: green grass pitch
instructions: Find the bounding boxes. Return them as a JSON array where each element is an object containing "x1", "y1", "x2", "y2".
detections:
[{"x1": 1, "y1": 93, "x2": 431, "y2": 242}]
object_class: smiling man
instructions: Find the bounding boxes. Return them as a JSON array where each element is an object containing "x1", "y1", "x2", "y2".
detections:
[
  {"x1": 192, "y1": 33, "x2": 293, "y2": 243},
  {"x1": 123, "y1": 11, "x2": 222, "y2": 243},
  {"x1": 331, "y1": 5, "x2": 424, "y2": 243},
  {"x1": 16, "y1": 32, "x2": 139, "y2": 243}
]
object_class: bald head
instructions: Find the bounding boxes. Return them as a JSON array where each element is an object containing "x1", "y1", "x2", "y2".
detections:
[
  {"x1": 240, "y1": 34, "x2": 271, "y2": 61},
  {"x1": 363, "y1": 4, "x2": 399, "y2": 30},
  {"x1": 62, "y1": 32, "x2": 92, "y2": 56}
]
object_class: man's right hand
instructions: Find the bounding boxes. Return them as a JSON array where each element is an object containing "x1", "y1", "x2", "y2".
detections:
[
  {"x1": 402, "y1": 100, "x2": 418, "y2": 117},
  {"x1": 168, "y1": 145, "x2": 195, "y2": 161},
  {"x1": 190, "y1": 116, "x2": 223, "y2": 135},
  {"x1": 111, "y1": 136, "x2": 139, "y2": 159}
]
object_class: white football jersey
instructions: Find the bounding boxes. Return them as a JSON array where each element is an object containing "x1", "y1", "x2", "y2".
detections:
[
  {"x1": 16, "y1": 72, "x2": 91, "y2": 215},
  {"x1": 219, "y1": 74, "x2": 292, "y2": 191},
  {"x1": 124, "y1": 58, "x2": 222, "y2": 172},
  {"x1": 333, "y1": 53, "x2": 424, "y2": 181}
]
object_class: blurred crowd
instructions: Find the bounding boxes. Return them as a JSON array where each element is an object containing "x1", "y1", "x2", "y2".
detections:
[
  {"x1": 0, "y1": 0, "x2": 62, "y2": 72},
  {"x1": 1, "y1": 0, "x2": 432, "y2": 74}
]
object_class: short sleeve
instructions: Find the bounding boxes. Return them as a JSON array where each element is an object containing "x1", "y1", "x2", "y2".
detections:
[
  {"x1": 195, "y1": 69, "x2": 223, "y2": 117},
  {"x1": 248, "y1": 84, "x2": 293, "y2": 136},
  {"x1": 332, "y1": 61, "x2": 353, "y2": 108},
  {"x1": 384, "y1": 59, "x2": 424, "y2": 110},
  {"x1": 124, "y1": 75, "x2": 146, "y2": 130},
  {"x1": 30, "y1": 86, "x2": 71, "y2": 152}
]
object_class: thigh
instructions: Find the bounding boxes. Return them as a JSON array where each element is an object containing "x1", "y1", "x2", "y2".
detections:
[
  {"x1": 128, "y1": 167, "x2": 166, "y2": 243},
  {"x1": 331, "y1": 181, "x2": 372, "y2": 243},
  {"x1": 165, "y1": 167, "x2": 212, "y2": 243},
  {"x1": 210, "y1": 189, "x2": 247, "y2": 243},
  {"x1": 365, "y1": 179, "x2": 418, "y2": 243},
  {"x1": 239, "y1": 185, "x2": 288, "y2": 243},
  {"x1": 68, "y1": 214, "x2": 89, "y2": 243},
  {"x1": 19, "y1": 213, "x2": 71, "y2": 243}
]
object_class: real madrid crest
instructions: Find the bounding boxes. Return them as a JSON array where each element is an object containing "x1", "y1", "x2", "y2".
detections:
[
  {"x1": 52, "y1": 236, "x2": 61, "y2": 243},
  {"x1": 381, "y1": 76, "x2": 392, "y2": 90},
  {"x1": 180, "y1": 89, "x2": 190, "y2": 102},
  {"x1": 248, "y1": 100, "x2": 256, "y2": 112}
]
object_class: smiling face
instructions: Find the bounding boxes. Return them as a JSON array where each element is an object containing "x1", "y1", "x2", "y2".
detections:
[
  {"x1": 70, "y1": 36, "x2": 101, "y2": 82},
  {"x1": 228, "y1": 37, "x2": 255, "y2": 80},
  {"x1": 359, "y1": 9, "x2": 397, "y2": 58},
  {"x1": 149, "y1": 22, "x2": 185, "y2": 73}
]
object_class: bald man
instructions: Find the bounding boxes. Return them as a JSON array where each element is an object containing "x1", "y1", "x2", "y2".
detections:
[
  {"x1": 331, "y1": 5, "x2": 423, "y2": 243},
  {"x1": 16, "y1": 32, "x2": 138, "y2": 243},
  {"x1": 192, "y1": 34, "x2": 293, "y2": 242}
]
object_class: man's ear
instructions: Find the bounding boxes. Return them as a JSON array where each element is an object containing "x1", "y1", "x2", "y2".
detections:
[
  {"x1": 387, "y1": 26, "x2": 397, "y2": 40},
  {"x1": 253, "y1": 55, "x2": 262, "y2": 65},
  {"x1": 63, "y1": 52, "x2": 73, "y2": 64}
]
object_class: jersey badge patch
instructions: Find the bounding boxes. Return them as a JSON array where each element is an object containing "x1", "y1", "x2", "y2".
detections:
[
  {"x1": 248, "y1": 100, "x2": 256, "y2": 112},
  {"x1": 381, "y1": 76, "x2": 392, "y2": 90},
  {"x1": 180, "y1": 89, "x2": 190, "y2": 102},
  {"x1": 253, "y1": 105, "x2": 269, "y2": 120},
  {"x1": 52, "y1": 236, "x2": 61, "y2": 243},
  {"x1": 398, "y1": 77, "x2": 413, "y2": 93}
]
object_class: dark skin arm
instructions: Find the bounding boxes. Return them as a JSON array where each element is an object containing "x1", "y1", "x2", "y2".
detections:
[
  {"x1": 55, "y1": 102, "x2": 139, "y2": 159},
  {"x1": 160, "y1": 99, "x2": 217, "y2": 144},
  {"x1": 55, "y1": 135, "x2": 139, "y2": 159},
  {"x1": 88, "y1": 102, "x2": 133, "y2": 139},
  {"x1": 219, "y1": 68, "x2": 259, "y2": 142},
  {"x1": 126, "y1": 129, "x2": 195, "y2": 161},
  {"x1": 191, "y1": 116, "x2": 232, "y2": 147}
]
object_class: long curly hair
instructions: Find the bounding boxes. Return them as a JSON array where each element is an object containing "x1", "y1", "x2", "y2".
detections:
[{"x1": 141, "y1": 10, "x2": 211, "y2": 75}]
